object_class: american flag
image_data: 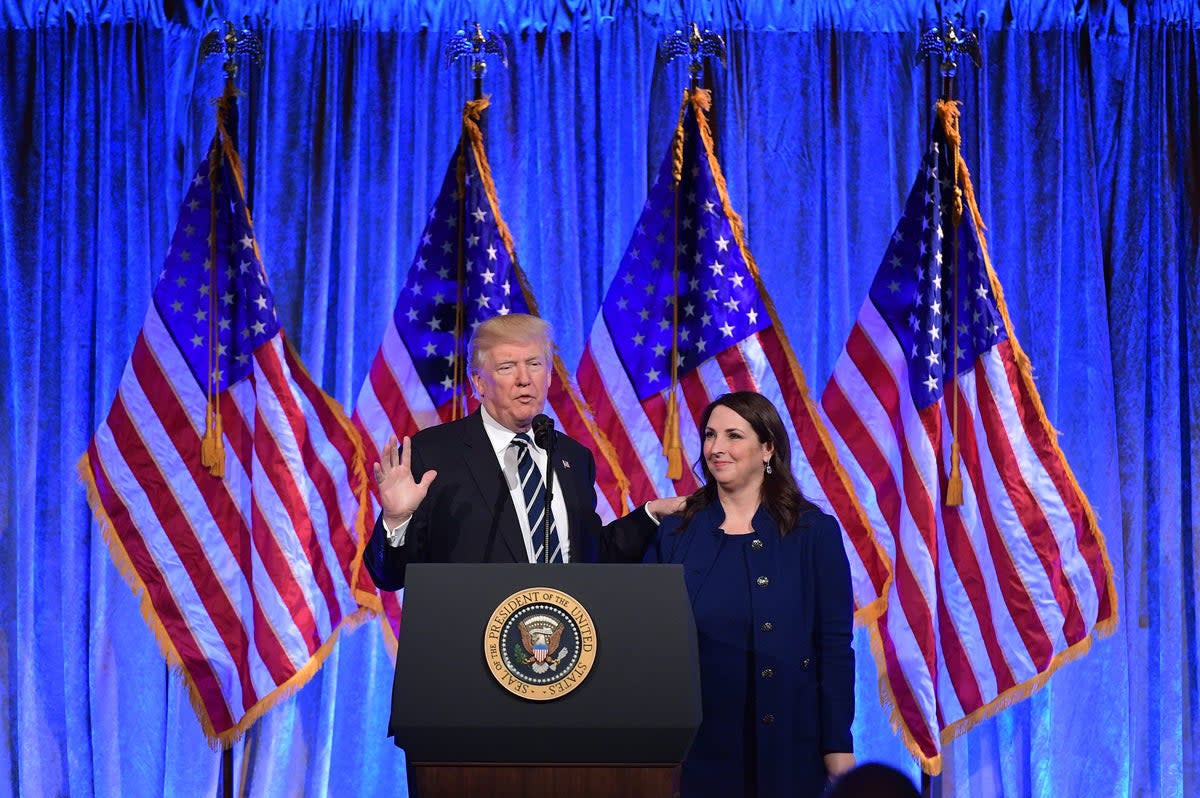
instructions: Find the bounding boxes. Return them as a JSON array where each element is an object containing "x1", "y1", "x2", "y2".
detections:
[
  {"x1": 78, "y1": 93, "x2": 372, "y2": 746},
  {"x1": 818, "y1": 100, "x2": 1118, "y2": 773},
  {"x1": 576, "y1": 89, "x2": 891, "y2": 623},
  {"x1": 351, "y1": 97, "x2": 630, "y2": 648}
]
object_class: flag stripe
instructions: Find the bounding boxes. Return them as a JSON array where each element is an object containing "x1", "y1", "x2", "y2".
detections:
[
  {"x1": 923, "y1": 400, "x2": 1022, "y2": 699},
  {"x1": 255, "y1": 343, "x2": 348, "y2": 631},
  {"x1": 205, "y1": 380, "x2": 324, "y2": 676},
  {"x1": 577, "y1": 347, "x2": 660, "y2": 504},
  {"x1": 546, "y1": 378, "x2": 621, "y2": 518},
  {"x1": 933, "y1": 560, "x2": 985, "y2": 718},
  {"x1": 282, "y1": 341, "x2": 364, "y2": 533},
  {"x1": 963, "y1": 367, "x2": 1087, "y2": 646},
  {"x1": 219, "y1": 377, "x2": 330, "y2": 659},
  {"x1": 131, "y1": 335, "x2": 252, "y2": 574},
  {"x1": 760, "y1": 326, "x2": 889, "y2": 598},
  {"x1": 246, "y1": 382, "x2": 336, "y2": 649},
  {"x1": 88, "y1": 439, "x2": 238, "y2": 729},
  {"x1": 715, "y1": 346, "x2": 758, "y2": 393},
  {"x1": 993, "y1": 343, "x2": 1113, "y2": 621},
  {"x1": 102, "y1": 393, "x2": 258, "y2": 706},
  {"x1": 980, "y1": 348, "x2": 1102, "y2": 624},
  {"x1": 129, "y1": 333, "x2": 297, "y2": 692},
  {"x1": 366, "y1": 350, "x2": 418, "y2": 443},
  {"x1": 877, "y1": 619, "x2": 940, "y2": 759},
  {"x1": 142, "y1": 310, "x2": 311, "y2": 688},
  {"x1": 941, "y1": 380, "x2": 1057, "y2": 674},
  {"x1": 947, "y1": 384, "x2": 1064, "y2": 678},
  {"x1": 838, "y1": 318, "x2": 943, "y2": 682},
  {"x1": 823, "y1": 338, "x2": 1008, "y2": 712},
  {"x1": 277, "y1": 341, "x2": 364, "y2": 591}
]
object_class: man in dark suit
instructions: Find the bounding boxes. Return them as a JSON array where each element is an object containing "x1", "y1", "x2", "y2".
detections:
[{"x1": 364, "y1": 313, "x2": 682, "y2": 590}]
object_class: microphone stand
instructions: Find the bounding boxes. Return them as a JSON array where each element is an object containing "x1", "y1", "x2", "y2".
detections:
[{"x1": 534, "y1": 420, "x2": 557, "y2": 563}]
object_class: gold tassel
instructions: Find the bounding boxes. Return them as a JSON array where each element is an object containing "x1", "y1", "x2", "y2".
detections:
[
  {"x1": 946, "y1": 440, "x2": 963, "y2": 506},
  {"x1": 664, "y1": 392, "x2": 683, "y2": 480},
  {"x1": 201, "y1": 397, "x2": 226, "y2": 478},
  {"x1": 199, "y1": 89, "x2": 237, "y2": 480}
]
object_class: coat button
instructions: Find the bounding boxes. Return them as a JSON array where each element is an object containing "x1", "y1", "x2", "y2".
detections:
[
  {"x1": 762, "y1": 714, "x2": 775, "y2": 724},
  {"x1": 760, "y1": 622, "x2": 773, "y2": 632},
  {"x1": 756, "y1": 576, "x2": 769, "y2": 587},
  {"x1": 751, "y1": 539, "x2": 763, "y2": 550},
  {"x1": 801, "y1": 658, "x2": 812, "y2": 670},
  {"x1": 761, "y1": 668, "x2": 774, "y2": 679}
]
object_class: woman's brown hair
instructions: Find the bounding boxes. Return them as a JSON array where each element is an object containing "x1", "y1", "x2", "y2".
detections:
[{"x1": 678, "y1": 391, "x2": 818, "y2": 534}]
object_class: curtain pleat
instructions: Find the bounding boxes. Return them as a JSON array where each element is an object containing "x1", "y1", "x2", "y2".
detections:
[{"x1": 1, "y1": 3, "x2": 1195, "y2": 796}]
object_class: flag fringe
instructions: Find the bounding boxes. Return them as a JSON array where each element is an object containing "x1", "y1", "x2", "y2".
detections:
[
  {"x1": 868, "y1": 593, "x2": 1111, "y2": 777},
  {"x1": 936, "y1": 100, "x2": 1119, "y2": 633},
  {"x1": 379, "y1": 609, "x2": 401, "y2": 659},
  {"x1": 864, "y1": 622, "x2": 944, "y2": 775},
  {"x1": 463, "y1": 95, "x2": 634, "y2": 513},
  {"x1": 686, "y1": 88, "x2": 893, "y2": 627}
]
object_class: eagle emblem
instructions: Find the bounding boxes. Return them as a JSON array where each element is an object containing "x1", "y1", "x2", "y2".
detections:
[
  {"x1": 517, "y1": 615, "x2": 568, "y2": 674},
  {"x1": 485, "y1": 588, "x2": 596, "y2": 700}
]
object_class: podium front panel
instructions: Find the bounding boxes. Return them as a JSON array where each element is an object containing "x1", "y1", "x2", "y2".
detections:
[{"x1": 390, "y1": 563, "x2": 701, "y2": 764}]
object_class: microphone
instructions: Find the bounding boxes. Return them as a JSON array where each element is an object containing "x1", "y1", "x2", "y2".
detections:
[
  {"x1": 531, "y1": 413, "x2": 558, "y2": 563},
  {"x1": 531, "y1": 414, "x2": 556, "y2": 452}
]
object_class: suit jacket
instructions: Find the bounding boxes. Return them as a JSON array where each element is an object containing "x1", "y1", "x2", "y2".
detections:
[
  {"x1": 364, "y1": 410, "x2": 657, "y2": 590},
  {"x1": 644, "y1": 502, "x2": 855, "y2": 798}
]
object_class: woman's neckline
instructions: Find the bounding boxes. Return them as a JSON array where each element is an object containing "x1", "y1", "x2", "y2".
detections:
[{"x1": 718, "y1": 528, "x2": 755, "y2": 536}]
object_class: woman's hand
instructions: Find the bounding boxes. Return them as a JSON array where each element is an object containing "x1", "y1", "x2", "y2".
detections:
[{"x1": 824, "y1": 752, "x2": 856, "y2": 780}]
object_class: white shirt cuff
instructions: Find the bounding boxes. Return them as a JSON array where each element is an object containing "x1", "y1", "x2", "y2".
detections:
[{"x1": 383, "y1": 515, "x2": 411, "y2": 547}]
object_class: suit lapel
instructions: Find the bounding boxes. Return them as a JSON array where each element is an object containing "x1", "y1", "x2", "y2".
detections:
[
  {"x1": 547, "y1": 448, "x2": 575, "y2": 561},
  {"x1": 461, "y1": 412, "x2": 527, "y2": 563}
]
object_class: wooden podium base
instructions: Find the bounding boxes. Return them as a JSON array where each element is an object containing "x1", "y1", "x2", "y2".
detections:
[{"x1": 408, "y1": 763, "x2": 680, "y2": 798}]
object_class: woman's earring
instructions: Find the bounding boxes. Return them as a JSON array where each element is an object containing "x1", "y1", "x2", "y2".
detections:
[{"x1": 764, "y1": 461, "x2": 773, "y2": 475}]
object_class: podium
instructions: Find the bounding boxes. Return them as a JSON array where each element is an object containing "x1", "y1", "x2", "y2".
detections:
[{"x1": 390, "y1": 563, "x2": 701, "y2": 797}]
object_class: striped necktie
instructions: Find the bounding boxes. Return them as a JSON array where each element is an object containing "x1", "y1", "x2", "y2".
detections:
[{"x1": 511, "y1": 433, "x2": 563, "y2": 563}]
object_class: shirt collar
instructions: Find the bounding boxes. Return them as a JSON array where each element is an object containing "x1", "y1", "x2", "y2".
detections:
[{"x1": 479, "y1": 404, "x2": 537, "y2": 455}]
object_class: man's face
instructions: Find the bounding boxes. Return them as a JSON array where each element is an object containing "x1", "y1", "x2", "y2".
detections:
[{"x1": 471, "y1": 339, "x2": 551, "y2": 432}]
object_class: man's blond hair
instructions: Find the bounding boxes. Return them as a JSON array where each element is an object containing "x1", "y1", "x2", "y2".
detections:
[{"x1": 467, "y1": 314, "x2": 553, "y2": 374}]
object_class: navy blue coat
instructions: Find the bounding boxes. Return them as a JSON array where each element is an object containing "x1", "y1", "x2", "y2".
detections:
[{"x1": 645, "y1": 502, "x2": 855, "y2": 797}]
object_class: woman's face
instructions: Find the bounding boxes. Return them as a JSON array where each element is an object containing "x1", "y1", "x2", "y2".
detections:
[{"x1": 702, "y1": 404, "x2": 773, "y2": 494}]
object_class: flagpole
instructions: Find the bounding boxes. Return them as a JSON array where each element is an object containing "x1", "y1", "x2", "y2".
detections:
[
  {"x1": 916, "y1": 14, "x2": 983, "y2": 794},
  {"x1": 445, "y1": 23, "x2": 507, "y2": 418},
  {"x1": 660, "y1": 23, "x2": 726, "y2": 479},
  {"x1": 199, "y1": 19, "x2": 262, "y2": 798},
  {"x1": 918, "y1": 14, "x2": 981, "y2": 512}
]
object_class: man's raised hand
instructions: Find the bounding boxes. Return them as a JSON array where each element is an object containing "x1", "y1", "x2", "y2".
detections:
[{"x1": 374, "y1": 435, "x2": 437, "y2": 527}]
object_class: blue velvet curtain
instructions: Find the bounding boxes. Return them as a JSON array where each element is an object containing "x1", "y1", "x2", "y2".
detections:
[{"x1": 1, "y1": 1, "x2": 1195, "y2": 796}]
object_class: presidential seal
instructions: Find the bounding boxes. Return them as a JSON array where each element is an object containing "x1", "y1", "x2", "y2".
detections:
[{"x1": 483, "y1": 587, "x2": 597, "y2": 701}]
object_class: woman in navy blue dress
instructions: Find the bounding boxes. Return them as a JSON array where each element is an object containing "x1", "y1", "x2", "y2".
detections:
[{"x1": 645, "y1": 392, "x2": 856, "y2": 797}]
